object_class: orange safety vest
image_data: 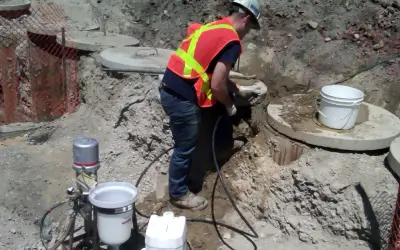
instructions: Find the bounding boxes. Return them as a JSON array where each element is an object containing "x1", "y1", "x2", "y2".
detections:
[{"x1": 166, "y1": 17, "x2": 242, "y2": 108}]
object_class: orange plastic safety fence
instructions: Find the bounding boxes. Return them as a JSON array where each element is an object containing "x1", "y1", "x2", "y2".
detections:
[{"x1": 0, "y1": 4, "x2": 79, "y2": 124}]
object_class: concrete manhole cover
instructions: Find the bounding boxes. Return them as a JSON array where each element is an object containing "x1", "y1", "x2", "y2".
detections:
[
  {"x1": 99, "y1": 47, "x2": 174, "y2": 72},
  {"x1": 388, "y1": 136, "x2": 400, "y2": 178},
  {"x1": 26, "y1": 2, "x2": 100, "y2": 36},
  {"x1": 0, "y1": 0, "x2": 30, "y2": 11},
  {"x1": 55, "y1": 31, "x2": 140, "y2": 52},
  {"x1": 267, "y1": 102, "x2": 400, "y2": 151}
]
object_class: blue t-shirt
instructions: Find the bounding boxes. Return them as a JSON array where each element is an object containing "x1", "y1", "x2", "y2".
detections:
[{"x1": 162, "y1": 41, "x2": 241, "y2": 103}]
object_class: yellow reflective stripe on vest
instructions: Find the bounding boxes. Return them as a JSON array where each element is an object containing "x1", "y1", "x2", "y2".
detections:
[
  {"x1": 176, "y1": 48, "x2": 209, "y2": 83},
  {"x1": 182, "y1": 22, "x2": 234, "y2": 43},
  {"x1": 176, "y1": 21, "x2": 238, "y2": 101},
  {"x1": 181, "y1": 23, "x2": 237, "y2": 77},
  {"x1": 182, "y1": 21, "x2": 214, "y2": 43},
  {"x1": 176, "y1": 48, "x2": 212, "y2": 100}
]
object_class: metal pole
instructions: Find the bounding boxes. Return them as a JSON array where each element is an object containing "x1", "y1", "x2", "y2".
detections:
[
  {"x1": 61, "y1": 27, "x2": 67, "y2": 112},
  {"x1": 68, "y1": 215, "x2": 76, "y2": 249},
  {"x1": 92, "y1": 208, "x2": 99, "y2": 250}
]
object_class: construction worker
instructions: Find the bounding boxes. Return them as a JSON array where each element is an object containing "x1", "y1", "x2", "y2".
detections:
[{"x1": 159, "y1": 0, "x2": 265, "y2": 210}]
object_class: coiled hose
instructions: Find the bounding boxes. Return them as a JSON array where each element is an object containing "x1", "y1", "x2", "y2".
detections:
[{"x1": 39, "y1": 200, "x2": 69, "y2": 250}]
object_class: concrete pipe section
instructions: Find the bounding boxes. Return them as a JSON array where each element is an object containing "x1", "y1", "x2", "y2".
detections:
[
  {"x1": 55, "y1": 31, "x2": 140, "y2": 52},
  {"x1": 0, "y1": 0, "x2": 31, "y2": 11},
  {"x1": 100, "y1": 47, "x2": 174, "y2": 73},
  {"x1": 267, "y1": 102, "x2": 400, "y2": 151},
  {"x1": 388, "y1": 136, "x2": 400, "y2": 178},
  {"x1": 0, "y1": 0, "x2": 31, "y2": 18},
  {"x1": 57, "y1": 1, "x2": 100, "y2": 31},
  {"x1": 26, "y1": 1, "x2": 99, "y2": 36},
  {"x1": 25, "y1": 4, "x2": 67, "y2": 36}
]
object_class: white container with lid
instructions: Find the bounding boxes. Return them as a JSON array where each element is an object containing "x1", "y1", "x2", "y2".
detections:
[
  {"x1": 145, "y1": 211, "x2": 187, "y2": 250},
  {"x1": 88, "y1": 181, "x2": 138, "y2": 247}
]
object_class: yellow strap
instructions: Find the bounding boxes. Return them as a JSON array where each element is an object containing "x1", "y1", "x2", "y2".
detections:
[
  {"x1": 182, "y1": 23, "x2": 237, "y2": 77},
  {"x1": 176, "y1": 48, "x2": 209, "y2": 83},
  {"x1": 175, "y1": 49, "x2": 213, "y2": 100},
  {"x1": 176, "y1": 21, "x2": 238, "y2": 101},
  {"x1": 182, "y1": 22, "x2": 235, "y2": 43}
]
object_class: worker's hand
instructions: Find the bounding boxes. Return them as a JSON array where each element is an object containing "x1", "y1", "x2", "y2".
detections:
[
  {"x1": 237, "y1": 81, "x2": 268, "y2": 98},
  {"x1": 226, "y1": 104, "x2": 237, "y2": 116}
]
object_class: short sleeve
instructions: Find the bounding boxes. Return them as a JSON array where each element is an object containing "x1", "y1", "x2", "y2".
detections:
[{"x1": 217, "y1": 42, "x2": 241, "y2": 65}]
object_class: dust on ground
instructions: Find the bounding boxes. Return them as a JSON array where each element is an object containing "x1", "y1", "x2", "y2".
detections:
[
  {"x1": 277, "y1": 90, "x2": 370, "y2": 132},
  {"x1": 222, "y1": 136, "x2": 397, "y2": 249},
  {"x1": 137, "y1": 169, "x2": 238, "y2": 250},
  {"x1": 280, "y1": 90, "x2": 320, "y2": 130}
]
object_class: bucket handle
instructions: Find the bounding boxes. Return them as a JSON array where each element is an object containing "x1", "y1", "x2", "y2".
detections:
[
  {"x1": 315, "y1": 98, "x2": 359, "y2": 121},
  {"x1": 135, "y1": 48, "x2": 159, "y2": 57}
]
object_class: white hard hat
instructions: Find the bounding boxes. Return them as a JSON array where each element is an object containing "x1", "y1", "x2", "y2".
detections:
[{"x1": 232, "y1": 0, "x2": 261, "y2": 30}]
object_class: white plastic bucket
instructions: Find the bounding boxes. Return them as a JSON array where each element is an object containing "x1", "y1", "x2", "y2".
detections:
[
  {"x1": 316, "y1": 85, "x2": 364, "y2": 130},
  {"x1": 89, "y1": 182, "x2": 138, "y2": 247}
]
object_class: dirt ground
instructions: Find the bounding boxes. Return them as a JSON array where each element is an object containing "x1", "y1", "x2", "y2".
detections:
[{"x1": 1, "y1": 0, "x2": 400, "y2": 250}]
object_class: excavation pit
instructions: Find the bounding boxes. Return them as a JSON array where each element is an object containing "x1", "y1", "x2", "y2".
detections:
[
  {"x1": 267, "y1": 134, "x2": 308, "y2": 166},
  {"x1": 0, "y1": 3, "x2": 79, "y2": 124}
]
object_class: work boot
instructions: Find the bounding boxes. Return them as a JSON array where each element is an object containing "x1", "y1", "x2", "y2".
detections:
[{"x1": 170, "y1": 191, "x2": 208, "y2": 211}]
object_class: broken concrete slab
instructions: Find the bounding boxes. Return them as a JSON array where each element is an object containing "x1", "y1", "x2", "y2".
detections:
[
  {"x1": 55, "y1": 31, "x2": 139, "y2": 52},
  {"x1": 99, "y1": 47, "x2": 174, "y2": 73},
  {"x1": 388, "y1": 136, "x2": 400, "y2": 178},
  {"x1": 0, "y1": 122, "x2": 43, "y2": 140},
  {"x1": 267, "y1": 102, "x2": 400, "y2": 151}
]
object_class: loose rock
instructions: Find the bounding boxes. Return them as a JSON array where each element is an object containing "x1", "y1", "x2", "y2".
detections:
[
  {"x1": 247, "y1": 42, "x2": 257, "y2": 51},
  {"x1": 373, "y1": 40, "x2": 384, "y2": 50},
  {"x1": 223, "y1": 232, "x2": 231, "y2": 240},
  {"x1": 307, "y1": 21, "x2": 319, "y2": 29}
]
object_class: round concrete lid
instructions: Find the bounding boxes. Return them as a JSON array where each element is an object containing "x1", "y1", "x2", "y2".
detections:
[
  {"x1": 26, "y1": 20, "x2": 62, "y2": 36},
  {"x1": 388, "y1": 136, "x2": 400, "y2": 178},
  {"x1": 25, "y1": 4, "x2": 64, "y2": 36},
  {"x1": 267, "y1": 102, "x2": 400, "y2": 151},
  {"x1": 100, "y1": 47, "x2": 174, "y2": 72},
  {"x1": 0, "y1": 0, "x2": 30, "y2": 11},
  {"x1": 55, "y1": 31, "x2": 140, "y2": 52},
  {"x1": 26, "y1": 3, "x2": 99, "y2": 36},
  {"x1": 58, "y1": 2, "x2": 100, "y2": 31},
  {"x1": 89, "y1": 181, "x2": 138, "y2": 209}
]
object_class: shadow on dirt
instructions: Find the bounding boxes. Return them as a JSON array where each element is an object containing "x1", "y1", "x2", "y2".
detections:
[{"x1": 355, "y1": 174, "x2": 398, "y2": 250}]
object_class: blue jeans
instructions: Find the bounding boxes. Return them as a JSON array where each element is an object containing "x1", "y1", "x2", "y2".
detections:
[{"x1": 160, "y1": 88, "x2": 201, "y2": 198}]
